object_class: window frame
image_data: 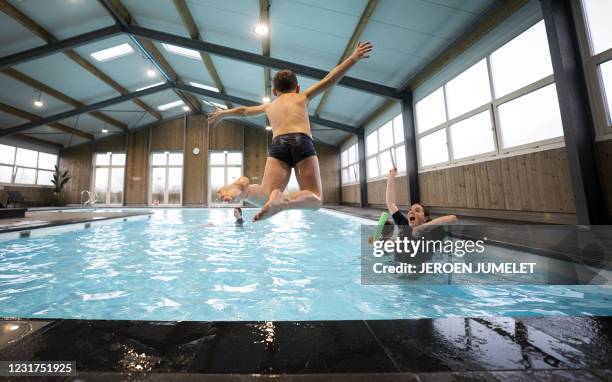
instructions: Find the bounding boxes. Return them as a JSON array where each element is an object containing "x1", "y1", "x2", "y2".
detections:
[
  {"x1": 365, "y1": 114, "x2": 406, "y2": 182},
  {"x1": 149, "y1": 151, "x2": 184, "y2": 206},
  {"x1": 0, "y1": 144, "x2": 58, "y2": 187},
  {"x1": 93, "y1": 151, "x2": 126, "y2": 205},
  {"x1": 572, "y1": 0, "x2": 612, "y2": 140},
  {"x1": 340, "y1": 143, "x2": 360, "y2": 186},
  {"x1": 415, "y1": 19, "x2": 565, "y2": 172}
]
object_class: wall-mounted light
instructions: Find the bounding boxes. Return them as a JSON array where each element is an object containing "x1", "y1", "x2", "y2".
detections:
[{"x1": 33, "y1": 90, "x2": 44, "y2": 108}]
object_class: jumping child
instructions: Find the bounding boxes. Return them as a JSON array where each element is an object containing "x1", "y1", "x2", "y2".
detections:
[{"x1": 208, "y1": 41, "x2": 373, "y2": 221}]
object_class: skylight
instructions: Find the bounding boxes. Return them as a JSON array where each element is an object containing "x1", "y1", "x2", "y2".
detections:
[
  {"x1": 158, "y1": 100, "x2": 185, "y2": 111},
  {"x1": 189, "y1": 82, "x2": 219, "y2": 93},
  {"x1": 202, "y1": 100, "x2": 227, "y2": 110},
  {"x1": 162, "y1": 43, "x2": 200, "y2": 60},
  {"x1": 136, "y1": 81, "x2": 166, "y2": 92},
  {"x1": 90, "y1": 43, "x2": 134, "y2": 62}
]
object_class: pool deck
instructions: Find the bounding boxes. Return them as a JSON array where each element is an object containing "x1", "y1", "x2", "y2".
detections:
[
  {"x1": 0, "y1": 316, "x2": 610, "y2": 381},
  {"x1": 0, "y1": 210, "x2": 151, "y2": 234}
]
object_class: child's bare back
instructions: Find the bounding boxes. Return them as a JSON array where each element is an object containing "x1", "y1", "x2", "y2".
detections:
[{"x1": 266, "y1": 93, "x2": 311, "y2": 138}]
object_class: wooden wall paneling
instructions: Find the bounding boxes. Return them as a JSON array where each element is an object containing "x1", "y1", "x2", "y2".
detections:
[
  {"x1": 485, "y1": 160, "x2": 504, "y2": 210},
  {"x1": 341, "y1": 184, "x2": 360, "y2": 204},
  {"x1": 501, "y1": 155, "x2": 522, "y2": 210},
  {"x1": 95, "y1": 134, "x2": 125, "y2": 152},
  {"x1": 463, "y1": 164, "x2": 479, "y2": 209},
  {"x1": 125, "y1": 128, "x2": 149, "y2": 205},
  {"x1": 0, "y1": 185, "x2": 54, "y2": 206},
  {"x1": 183, "y1": 115, "x2": 206, "y2": 205},
  {"x1": 315, "y1": 143, "x2": 340, "y2": 204},
  {"x1": 59, "y1": 143, "x2": 93, "y2": 204},
  {"x1": 596, "y1": 140, "x2": 612, "y2": 216},
  {"x1": 151, "y1": 118, "x2": 184, "y2": 151},
  {"x1": 243, "y1": 127, "x2": 269, "y2": 184},
  {"x1": 208, "y1": 120, "x2": 243, "y2": 150}
]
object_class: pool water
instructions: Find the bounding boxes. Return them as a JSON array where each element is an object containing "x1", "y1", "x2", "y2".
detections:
[{"x1": 0, "y1": 209, "x2": 610, "y2": 321}]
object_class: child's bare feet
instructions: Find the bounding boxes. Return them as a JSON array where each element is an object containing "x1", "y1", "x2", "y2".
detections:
[
  {"x1": 216, "y1": 176, "x2": 250, "y2": 203},
  {"x1": 253, "y1": 189, "x2": 288, "y2": 222}
]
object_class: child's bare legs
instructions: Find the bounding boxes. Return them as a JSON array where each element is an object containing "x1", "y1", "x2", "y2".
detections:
[{"x1": 253, "y1": 156, "x2": 322, "y2": 221}]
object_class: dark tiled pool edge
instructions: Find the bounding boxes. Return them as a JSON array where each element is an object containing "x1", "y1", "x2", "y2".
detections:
[{"x1": 0, "y1": 316, "x2": 610, "y2": 380}]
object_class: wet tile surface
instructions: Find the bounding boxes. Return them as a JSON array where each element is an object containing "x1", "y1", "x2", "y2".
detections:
[{"x1": 0, "y1": 316, "x2": 610, "y2": 379}]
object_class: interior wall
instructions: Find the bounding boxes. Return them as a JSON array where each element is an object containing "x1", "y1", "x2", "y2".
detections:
[
  {"x1": 419, "y1": 147, "x2": 575, "y2": 214},
  {"x1": 58, "y1": 115, "x2": 341, "y2": 207},
  {"x1": 0, "y1": 185, "x2": 54, "y2": 206},
  {"x1": 596, "y1": 140, "x2": 612, "y2": 217},
  {"x1": 367, "y1": 175, "x2": 409, "y2": 208},
  {"x1": 59, "y1": 143, "x2": 93, "y2": 205},
  {"x1": 341, "y1": 184, "x2": 360, "y2": 205}
]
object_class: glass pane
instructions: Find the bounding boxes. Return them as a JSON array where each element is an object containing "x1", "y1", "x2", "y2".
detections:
[
  {"x1": 393, "y1": 114, "x2": 404, "y2": 144},
  {"x1": 582, "y1": 0, "x2": 612, "y2": 55},
  {"x1": 490, "y1": 21, "x2": 553, "y2": 97},
  {"x1": 353, "y1": 164, "x2": 359, "y2": 182},
  {"x1": 210, "y1": 152, "x2": 225, "y2": 165},
  {"x1": 378, "y1": 121, "x2": 394, "y2": 150},
  {"x1": 446, "y1": 59, "x2": 491, "y2": 118},
  {"x1": 0, "y1": 145, "x2": 16, "y2": 165},
  {"x1": 152, "y1": 153, "x2": 166, "y2": 166},
  {"x1": 227, "y1": 166, "x2": 242, "y2": 184},
  {"x1": 450, "y1": 111, "x2": 496, "y2": 160},
  {"x1": 498, "y1": 84, "x2": 563, "y2": 149},
  {"x1": 366, "y1": 131, "x2": 378, "y2": 157},
  {"x1": 95, "y1": 153, "x2": 110, "y2": 166},
  {"x1": 348, "y1": 144, "x2": 356, "y2": 164},
  {"x1": 379, "y1": 150, "x2": 393, "y2": 175},
  {"x1": 285, "y1": 171, "x2": 299, "y2": 192},
  {"x1": 36, "y1": 170, "x2": 54, "y2": 186},
  {"x1": 419, "y1": 129, "x2": 449, "y2": 167},
  {"x1": 15, "y1": 148, "x2": 37, "y2": 167},
  {"x1": 14, "y1": 167, "x2": 36, "y2": 184},
  {"x1": 94, "y1": 167, "x2": 108, "y2": 203},
  {"x1": 341, "y1": 168, "x2": 349, "y2": 184},
  {"x1": 151, "y1": 167, "x2": 166, "y2": 205},
  {"x1": 168, "y1": 153, "x2": 183, "y2": 166},
  {"x1": 367, "y1": 157, "x2": 379, "y2": 179},
  {"x1": 600, "y1": 60, "x2": 612, "y2": 124},
  {"x1": 167, "y1": 167, "x2": 182, "y2": 205},
  {"x1": 415, "y1": 87, "x2": 446, "y2": 133},
  {"x1": 341, "y1": 150, "x2": 348, "y2": 167},
  {"x1": 210, "y1": 167, "x2": 225, "y2": 202},
  {"x1": 38, "y1": 152, "x2": 57, "y2": 170},
  {"x1": 395, "y1": 146, "x2": 406, "y2": 171},
  {"x1": 110, "y1": 168, "x2": 124, "y2": 204},
  {"x1": 347, "y1": 164, "x2": 356, "y2": 183},
  {"x1": 0, "y1": 165, "x2": 13, "y2": 183},
  {"x1": 112, "y1": 153, "x2": 126, "y2": 166},
  {"x1": 227, "y1": 152, "x2": 242, "y2": 165}
]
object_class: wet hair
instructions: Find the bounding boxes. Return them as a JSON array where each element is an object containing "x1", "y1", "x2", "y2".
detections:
[
  {"x1": 234, "y1": 207, "x2": 242, "y2": 215},
  {"x1": 412, "y1": 203, "x2": 430, "y2": 221},
  {"x1": 273, "y1": 70, "x2": 298, "y2": 93}
]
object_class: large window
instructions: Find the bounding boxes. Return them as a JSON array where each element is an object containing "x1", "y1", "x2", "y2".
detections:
[
  {"x1": 151, "y1": 152, "x2": 183, "y2": 206},
  {"x1": 0, "y1": 144, "x2": 57, "y2": 186},
  {"x1": 414, "y1": 20, "x2": 562, "y2": 170},
  {"x1": 340, "y1": 143, "x2": 359, "y2": 185},
  {"x1": 577, "y1": 0, "x2": 612, "y2": 130},
  {"x1": 94, "y1": 152, "x2": 125, "y2": 205},
  {"x1": 366, "y1": 114, "x2": 405, "y2": 180},
  {"x1": 209, "y1": 151, "x2": 242, "y2": 206}
]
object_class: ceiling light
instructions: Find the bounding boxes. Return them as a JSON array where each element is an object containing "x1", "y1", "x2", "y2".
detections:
[
  {"x1": 146, "y1": 68, "x2": 157, "y2": 77},
  {"x1": 183, "y1": 105, "x2": 191, "y2": 112},
  {"x1": 135, "y1": 81, "x2": 165, "y2": 92},
  {"x1": 262, "y1": 96, "x2": 271, "y2": 103},
  {"x1": 265, "y1": 126, "x2": 272, "y2": 131},
  {"x1": 189, "y1": 82, "x2": 219, "y2": 92},
  {"x1": 254, "y1": 24, "x2": 269, "y2": 35},
  {"x1": 91, "y1": 43, "x2": 134, "y2": 62},
  {"x1": 202, "y1": 100, "x2": 227, "y2": 110},
  {"x1": 162, "y1": 43, "x2": 200, "y2": 60},
  {"x1": 101, "y1": 129, "x2": 109, "y2": 133},
  {"x1": 158, "y1": 100, "x2": 185, "y2": 111},
  {"x1": 33, "y1": 100, "x2": 44, "y2": 108}
]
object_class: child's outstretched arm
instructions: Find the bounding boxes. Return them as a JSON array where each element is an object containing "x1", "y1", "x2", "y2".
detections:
[
  {"x1": 303, "y1": 41, "x2": 373, "y2": 100},
  {"x1": 207, "y1": 103, "x2": 269, "y2": 126},
  {"x1": 386, "y1": 167, "x2": 399, "y2": 215}
]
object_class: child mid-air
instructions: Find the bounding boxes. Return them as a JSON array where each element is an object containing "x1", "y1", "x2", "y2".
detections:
[{"x1": 208, "y1": 41, "x2": 373, "y2": 222}]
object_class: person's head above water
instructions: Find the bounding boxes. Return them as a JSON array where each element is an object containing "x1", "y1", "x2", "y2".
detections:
[
  {"x1": 407, "y1": 203, "x2": 430, "y2": 227},
  {"x1": 273, "y1": 70, "x2": 299, "y2": 96},
  {"x1": 233, "y1": 207, "x2": 242, "y2": 220}
]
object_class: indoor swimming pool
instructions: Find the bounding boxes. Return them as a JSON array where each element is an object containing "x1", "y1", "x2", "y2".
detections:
[{"x1": 0, "y1": 209, "x2": 610, "y2": 321}]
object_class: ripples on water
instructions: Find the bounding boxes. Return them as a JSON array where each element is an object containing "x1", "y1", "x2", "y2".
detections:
[{"x1": 0, "y1": 209, "x2": 611, "y2": 320}]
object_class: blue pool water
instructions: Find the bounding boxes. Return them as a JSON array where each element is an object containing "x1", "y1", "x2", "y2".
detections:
[{"x1": 0, "y1": 208, "x2": 611, "y2": 321}]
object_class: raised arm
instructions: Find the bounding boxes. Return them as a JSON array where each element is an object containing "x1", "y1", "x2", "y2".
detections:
[
  {"x1": 303, "y1": 41, "x2": 373, "y2": 100},
  {"x1": 386, "y1": 167, "x2": 399, "y2": 215},
  {"x1": 207, "y1": 103, "x2": 269, "y2": 126}
]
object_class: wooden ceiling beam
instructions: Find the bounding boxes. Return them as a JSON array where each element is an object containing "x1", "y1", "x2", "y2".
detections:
[{"x1": 0, "y1": 0, "x2": 161, "y2": 120}]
